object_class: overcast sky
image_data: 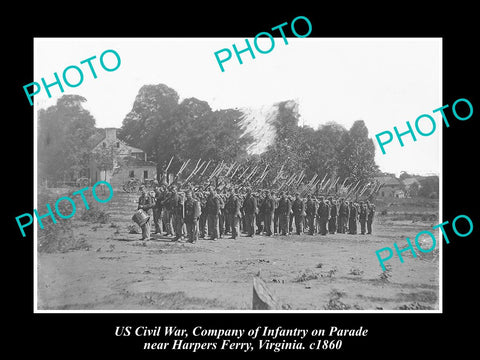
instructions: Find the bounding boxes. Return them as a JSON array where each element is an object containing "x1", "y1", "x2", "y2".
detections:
[{"x1": 34, "y1": 38, "x2": 442, "y2": 177}]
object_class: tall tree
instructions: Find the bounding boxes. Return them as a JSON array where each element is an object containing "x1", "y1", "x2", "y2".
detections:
[
  {"x1": 337, "y1": 120, "x2": 378, "y2": 187},
  {"x1": 37, "y1": 95, "x2": 96, "y2": 183}
]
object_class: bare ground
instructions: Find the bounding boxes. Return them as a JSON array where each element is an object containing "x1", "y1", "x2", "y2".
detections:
[{"x1": 36, "y1": 190, "x2": 439, "y2": 311}]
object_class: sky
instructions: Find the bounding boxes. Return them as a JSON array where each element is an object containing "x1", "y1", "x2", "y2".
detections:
[{"x1": 34, "y1": 38, "x2": 442, "y2": 177}]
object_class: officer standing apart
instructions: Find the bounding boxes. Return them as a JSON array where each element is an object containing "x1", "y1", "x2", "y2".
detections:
[{"x1": 137, "y1": 185, "x2": 154, "y2": 241}]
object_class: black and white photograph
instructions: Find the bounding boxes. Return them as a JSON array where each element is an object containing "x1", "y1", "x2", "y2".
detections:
[
  {"x1": 8, "y1": 6, "x2": 480, "y2": 357},
  {"x1": 33, "y1": 37, "x2": 442, "y2": 312}
]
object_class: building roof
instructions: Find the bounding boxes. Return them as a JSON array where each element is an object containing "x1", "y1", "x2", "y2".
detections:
[
  {"x1": 402, "y1": 177, "x2": 421, "y2": 186},
  {"x1": 89, "y1": 128, "x2": 145, "y2": 154},
  {"x1": 374, "y1": 176, "x2": 402, "y2": 186}
]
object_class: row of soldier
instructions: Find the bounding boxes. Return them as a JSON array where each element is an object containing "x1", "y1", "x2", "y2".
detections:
[{"x1": 136, "y1": 182, "x2": 375, "y2": 243}]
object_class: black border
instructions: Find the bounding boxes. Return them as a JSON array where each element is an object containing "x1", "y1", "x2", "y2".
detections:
[{"x1": 9, "y1": 6, "x2": 479, "y2": 357}]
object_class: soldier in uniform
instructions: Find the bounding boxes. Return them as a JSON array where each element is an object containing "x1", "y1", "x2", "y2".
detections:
[
  {"x1": 137, "y1": 185, "x2": 154, "y2": 240},
  {"x1": 317, "y1": 196, "x2": 330, "y2": 235},
  {"x1": 198, "y1": 191, "x2": 208, "y2": 238},
  {"x1": 305, "y1": 194, "x2": 316, "y2": 235},
  {"x1": 152, "y1": 183, "x2": 165, "y2": 235},
  {"x1": 172, "y1": 186, "x2": 185, "y2": 241},
  {"x1": 348, "y1": 201, "x2": 358, "y2": 235},
  {"x1": 288, "y1": 193, "x2": 295, "y2": 235},
  {"x1": 328, "y1": 196, "x2": 337, "y2": 234},
  {"x1": 162, "y1": 186, "x2": 174, "y2": 236},
  {"x1": 262, "y1": 190, "x2": 276, "y2": 236},
  {"x1": 337, "y1": 198, "x2": 348, "y2": 234},
  {"x1": 255, "y1": 190, "x2": 265, "y2": 235},
  {"x1": 223, "y1": 189, "x2": 231, "y2": 235},
  {"x1": 292, "y1": 192, "x2": 305, "y2": 235},
  {"x1": 359, "y1": 201, "x2": 368, "y2": 235},
  {"x1": 225, "y1": 187, "x2": 242, "y2": 239},
  {"x1": 183, "y1": 190, "x2": 201, "y2": 243},
  {"x1": 277, "y1": 191, "x2": 291, "y2": 236},
  {"x1": 273, "y1": 190, "x2": 280, "y2": 235},
  {"x1": 218, "y1": 191, "x2": 225, "y2": 238},
  {"x1": 366, "y1": 200, "x2": 375, "y2": 234},
  {"x1": 243, "y1": 188, "x2": 257, "y2": 237},
  {"x1": 206, "y1": 186, "x2": 220, "y2": 240}
]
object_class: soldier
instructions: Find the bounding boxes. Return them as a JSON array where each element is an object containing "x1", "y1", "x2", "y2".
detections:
[
  {"x1": 183, "y1": 190, "x2": 201, "y2": 243},
  {"x1": 337, "y1": 198, "x2": 348, "y2": 234},
  {"x1": 163, "y1": 185, "x2": 177, "y2": 237},
  {"x1": 288, "y1": 193, "x2": 295, "y2": 234},
  {"x1": 255, "y1": 190, "x2": 265, "y2": 235},
  {"x1": 262, "y1": 190, "x2": 276, "y2": 236},
  {"x1": 273, "y1": 190, "x2": 280, "y2": 235},
  {"x1": 292, "y1": 192, "x2": 305, "y2": 235},
  {"x1": 225, "y1": 187, "x2": 242, "y2": 239},
  {"x1": 277, "y1": 191, "x2": 291, "y2": 235},
  {"x1": 172, "y1": 187, "x2": 185, "y2": 241},
  {"x1": 223, "y1": 188, "x2": 231, "y2": 235},
  {"x1": 317, "y1": 196, "x2": 330, "y2": 235},
  {"x1": 206, "y1": 186, "x2": 220, "y2": 240},
  {"x1": 218, "y1": 191, "x2": 225, "y2": 238},
  {"x1": 198, "y1": 191, "x2": 208, "y2": 238},
  {"x1": 137, "y1": 185, "x2": 154, "y2": 241},
  {"x1": 243, "y1": 188, "x2": 257, "y2": 237},
  {"x1": 366, "y1": 200, "x2": 375, "y2": 234},
  {"x1": 152, "y1": 183, "x2": 164, "y2": 235},
  {"x1": 348, "y1": 201, "x2": 358, "y2": 235},
  {"x1": 305, "y1": 194, "x2": 316, "y2": 235},
  {"x1": 328, "y1": 197, "x2": 337, "y2": 234},
  {"x1": 359, "y1": 201, "x2": 367, "y2": 235}
]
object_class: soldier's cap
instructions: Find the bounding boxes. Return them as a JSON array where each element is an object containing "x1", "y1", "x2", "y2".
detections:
[
  {"x1": 139, "y1": 185, "x2": 146, "y2": 190},
  {"x1": 295, "y1": 192, "x2": 300, "y2": 196}
]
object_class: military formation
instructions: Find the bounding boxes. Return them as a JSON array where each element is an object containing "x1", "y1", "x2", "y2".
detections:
[{"x1": 136, "y1": 182, "x2": 376, "y2": 243}]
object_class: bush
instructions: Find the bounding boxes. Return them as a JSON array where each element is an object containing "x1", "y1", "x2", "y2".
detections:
[{"x1": 80, "y1": 207, "x2": 110, "y2": 223}]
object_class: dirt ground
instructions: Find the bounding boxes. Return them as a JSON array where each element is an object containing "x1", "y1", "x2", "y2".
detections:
[{"x1": 36, "y1": 190, "x2": 439, "y2": 311}]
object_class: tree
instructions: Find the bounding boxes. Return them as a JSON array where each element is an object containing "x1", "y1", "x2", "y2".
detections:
[
  {"x1": 38, "y1": 95, "x2": 96, "y2": 183},
  {"x1": 337, "y1": 120, "x2": 378, "y2": 187},
  {"x1": 418, "y1": 176, "x2": 439, "y2": 198}
]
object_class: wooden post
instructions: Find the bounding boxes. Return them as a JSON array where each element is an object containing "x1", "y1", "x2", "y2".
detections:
[{"x1": 252, "y1": 274, "x2": 281, "y2": 310}]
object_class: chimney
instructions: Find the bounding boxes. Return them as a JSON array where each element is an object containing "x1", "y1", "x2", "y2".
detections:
[{"x1": 105, "y1": 128, "x2": 117, "y2": 143}]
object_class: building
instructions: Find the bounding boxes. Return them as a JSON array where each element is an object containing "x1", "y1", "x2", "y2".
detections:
[
  {"x1": 89, "y1": 128, "x2": 157, "y2": 187},
  {"x1": 374, "y1": 176, "x2": 405, "y2": 198}
]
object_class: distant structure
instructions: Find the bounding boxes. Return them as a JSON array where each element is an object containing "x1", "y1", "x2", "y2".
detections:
[
  {"x1": 89, "y1": 128, "x2": 157, "y2": 187},
  {"x1": 374, "y1": 175, "x2": 404, "y2": 198}
]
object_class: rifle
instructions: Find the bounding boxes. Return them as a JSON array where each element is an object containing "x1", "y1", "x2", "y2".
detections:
[
  {"x1": 271, "y1": 164, "x2": 284, "y2": 185},
  {"x1": 200, "y1": 160, "x2": 212, "y2": 176},
  {"x1": 229, "y1": 163, "x2": 242, "y2": 179},
  {"x1": 224, "y1": 162, "x2": 237, "y2": 177},
  {"x1": 165, "y1": 156, "x2": 174, "y2": 172}
]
